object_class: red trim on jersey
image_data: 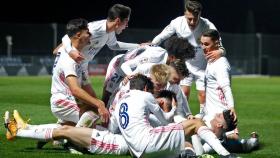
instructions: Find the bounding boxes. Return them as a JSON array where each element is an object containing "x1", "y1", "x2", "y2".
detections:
[
  {"x1": 150, "y1": 123, "x2": 183, "y2": 133},
  {"x1": 55, "y1": 99, "x2": 80, "y2": 112},
  {"x1": 90, "y1": 138, "x2": 119, "y2": 151}
]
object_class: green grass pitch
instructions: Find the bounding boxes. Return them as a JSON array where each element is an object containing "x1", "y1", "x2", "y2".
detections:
[{"x1": 0, "y1": 76, "x2": 279, "y2": 158}]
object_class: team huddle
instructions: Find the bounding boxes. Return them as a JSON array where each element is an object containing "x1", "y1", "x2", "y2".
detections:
[{"x1": 4, "y1": 1, "x2": 259, "y2": 158}]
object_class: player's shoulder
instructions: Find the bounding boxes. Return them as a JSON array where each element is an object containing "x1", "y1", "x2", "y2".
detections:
[
  {"x1": 170, "y1": 16, "x2": 185, "y2": 24},
  {"x1": 88, "y1": 19, "x2": 107, "y2": 32}
]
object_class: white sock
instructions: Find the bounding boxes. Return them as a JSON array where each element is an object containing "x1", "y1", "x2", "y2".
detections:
[
  {"x1": 203, "y1": 143, "x2": 214, "y2": 153},
  {"x1": 191, "y1": 134, "x2": 204, "y2": 155},
  {"x1": 26, "y1": 123, "x2": 60, "y2": 130},
  {"x1": 197, "y1": 126, "x2": 230, "y2": 156},
  {"x1": 76, "y1": 111, "x2": 100, "y2": 127},
  {"x1": 17, "y1": 128, "x2": 54, "y2": 141}
]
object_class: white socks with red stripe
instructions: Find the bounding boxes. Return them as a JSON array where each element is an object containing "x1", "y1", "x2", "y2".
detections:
[
  {"x1": 197, "y1": 126, "x2": 230, "y2": 156},
  {"x1": 16, "y1": 124, "x2": 60, "y2": 141},
  {"x1": 76, "y1": 111, "x2": 100, "y2": 128}
]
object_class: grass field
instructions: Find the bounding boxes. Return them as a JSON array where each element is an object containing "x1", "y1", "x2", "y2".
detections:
[{"x1": 0, "y1": 76, "x2": 279, "y2": 158}]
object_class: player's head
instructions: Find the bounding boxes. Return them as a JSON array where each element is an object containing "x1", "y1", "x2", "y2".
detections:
[
  {"x1": 213, "y1": 110, "x2": 237, "y2": 132},
  {"x1": 130, "y1": 73, "x2": 154, "y2": 93},
  {"x1": 184, "y1": 0, "x2": 202, "y2": 30},
  {"x1": 66, "y1": 18, "x2": 91, "y2": 48},
  {"x1": 169, "y1": 59, "x2": 189, "y2": 84},
  {"x1": 150, "y1": 64, "x2": 170, "y2": 93},
  {"x1": 201, "y1": 29, "x2": 220, "y2": 54},
  {"x1": 164, "y1": 36, "x2": 195, "y2": 62},
  {"x1": 155, "y1": 90, "x2": 177, "y2": 112},
  {"x1": 107, "y1": 4, "x2": 131, "y2": 34}
]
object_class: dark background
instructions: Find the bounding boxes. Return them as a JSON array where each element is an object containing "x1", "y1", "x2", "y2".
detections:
[{"x1": 0, "y1": 0, "x2": 279, "y2": 34}]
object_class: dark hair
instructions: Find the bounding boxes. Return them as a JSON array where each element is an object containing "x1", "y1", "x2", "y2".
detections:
[
  {"x1": 185, "y1": 0, "x2": 202, "y2": 16},
  {"x1": 130, "y1": 74, "x2": 154, "y2": 93},
  {"x1": 223, "y1": 110, "x2": 237, "y2": 132},
  {"x1": 169, "y1": 59, "x2": 189, "y2": 78},
  {"x1": 155, "y1": 90, "x2": 177, "y2": 102},
  {"x1": 66, "y1": 18, "x2": 88, "y2": 38},
  {"x1": 202, "y1": 29, "x2": 220, "y2": 42},
  {"x1": 107, "y1": 4, "x2": 131, "y2": 22},
  {"x1": 155, "y1": 90, "x2": 176, "y2": 111},
  {"x1": 164, "y1": 36, "x2": 195, "y2": 60}
]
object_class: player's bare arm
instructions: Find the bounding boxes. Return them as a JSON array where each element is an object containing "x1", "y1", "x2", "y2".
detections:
[{"x1": 66, "y1": 75, "x2": 110, "y2": 123}]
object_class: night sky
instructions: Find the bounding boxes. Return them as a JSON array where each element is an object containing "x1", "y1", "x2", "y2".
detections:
[{"x1": 1, "y1": 0, "x2": 279, "y2": 34}]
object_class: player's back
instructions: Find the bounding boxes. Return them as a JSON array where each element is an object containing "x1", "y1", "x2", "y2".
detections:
[{"x1": 113, "y1": 90, "x2": 156, "y2": 156}]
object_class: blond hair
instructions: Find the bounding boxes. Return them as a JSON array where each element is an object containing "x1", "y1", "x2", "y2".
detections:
[{"x1": 150, "y1": 64, "x2": 171, "y2": 85}]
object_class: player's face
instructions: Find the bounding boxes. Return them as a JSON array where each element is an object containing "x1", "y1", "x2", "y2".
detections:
[
  {"x1": 115, "y1": 17, "x2": 129, "y2": 34},
  {"x1": 169, "y1": 66, "x2": 181, "y2": 84},
  {"x1": 200, "y1": 36, "x2": 218, "y2": 55},
  {"x1": 79, "y1": 28, "x2": 91, "y2": 47},
  {"x1": 185, "y1": 10, "x2": 200, "y2": 31},
  {"x1": 156, "y1": 97, "x2": 171, "y2": 112},
  {"x1": 80, "y1": 29, "x2": 91, "y2": 46}
]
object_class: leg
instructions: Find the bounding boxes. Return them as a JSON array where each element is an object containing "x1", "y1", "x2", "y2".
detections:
[
  {"x1": 52, "y1": 125, "x2": 93, "y2": 149},
  {"x1": 180, "y1": 73, "x2": 194, "y2": 100},
  {"x1": 181, "y1": 119, "x2": 231, "y2": 156}
]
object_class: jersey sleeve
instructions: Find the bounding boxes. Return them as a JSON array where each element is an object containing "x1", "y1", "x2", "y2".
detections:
[
  {"x1": 152, "y1": 20, "x2": 176, "y2": 45},
  {"x1": 61, "y1": 56, "x2": 78, "y2": 78},
  {"x1": 62, "y1": 35, "x2": 73, "y2": 53},
  {"x1": 215, "y1": 62, "x2": 234, "y2": 108}
]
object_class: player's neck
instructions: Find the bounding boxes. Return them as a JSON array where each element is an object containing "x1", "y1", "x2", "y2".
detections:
[{"x1": 106, "y1": 20, "x2": 116, "y2": 33}]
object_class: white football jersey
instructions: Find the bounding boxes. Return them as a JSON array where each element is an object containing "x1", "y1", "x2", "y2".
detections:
[
  {"x1": 204, "y1": 57, "x2": 234, "y2": 117},
  {"x1": 113, "y1": 90, "x2": 172, "y2": 157},
  {"x1": 152, "y1": 16, "x2": 221, "y2": 72},
  {"x1": 51, "y1": 47, "x2": 86, "y2": 96},
  {"x1": 121, "y1": 45, "x2": 168, "y2": 76},
  {"x1": 62, "y1": 20, "x2": 139, "y2": 63}
]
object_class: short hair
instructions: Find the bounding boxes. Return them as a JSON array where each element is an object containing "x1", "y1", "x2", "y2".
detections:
[
  {"x1": 107, "y1": 4, "x2": 131, "y2": 22},
  {"x1": 66, "y1": 18, "x2": 88, "y2": 38},
  {"x1": 130, "y1": 73, "x2": 154, "y2": 93},
  {"x1": 155, "y1": 90, "x2": 177, "y2": 111},
  {"x1": 169, "y1": 59, "x2": 189, "y2": 78},
  {"x1": 223, "y1": 110, "x2": 237, "y2": 132},
  {"x1": 185, "y1": 0, "x2": 202, "y2": 16},
  {"x1": 202, "y1": 29, "x2": 220, "y2": 42},
  {"x1": 150, "y1": 64, "x2": 170, "y2": 86},
  {"x1": 164, "y1": 36, "x2": 195, "y2": 61}
]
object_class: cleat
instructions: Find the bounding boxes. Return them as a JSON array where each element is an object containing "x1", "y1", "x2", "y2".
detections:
[
  {"x1": 13, "y1": 110, "x2": 28, "y2": 129},
  {"x1": 250, "y1": 131, "x2": 259, "y2": 138},
  {"x1": 5, "y1": 119, "x2": 18, "y2": 141}
]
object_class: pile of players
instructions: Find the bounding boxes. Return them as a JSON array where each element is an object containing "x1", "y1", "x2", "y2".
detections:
[{"x1": 4, "y1": 1, "x2": 259, "y2": 158}]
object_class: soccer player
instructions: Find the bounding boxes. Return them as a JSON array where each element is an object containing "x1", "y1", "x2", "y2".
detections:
[
  {"x1": 4, "y1": 110, "x2": 129, "y2": 155},
  {"x1": 152, "y1": 0, "x2": 226, "y2": 114},
  {"x1": 103, "y1": 36, "x2": 195, "y2": 106},
  {"x1": 54, "y1": 4, "x2": 141, "y2": 105},
  {"x1": 113, "y1": 74, "x2": 237, "y2": 158},
  {"x1": 51, "y1": 18, "x2": 109, "y2": 127}
]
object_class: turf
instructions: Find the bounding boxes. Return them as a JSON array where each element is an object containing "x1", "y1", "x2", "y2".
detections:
[{"x1": 0, "y1": 76, "x2": 279, "y2": 158}]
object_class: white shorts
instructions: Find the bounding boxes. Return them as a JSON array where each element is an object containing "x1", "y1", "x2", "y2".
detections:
[
  {"x1": 50, "y1": 94, "x2": 80, "y2": 124},
  {"x1": 88, "y1": 129, "x2": 128, "y2": 155},
  {"x1": 180, "y1": 72, "x2": 205, "y2": 91},
  {"x1": 104, "y1": 54, "x2": 126, "y2": 93},
  {"x1": 144, "y1": 123, "x2": 185, "y2": 156}
]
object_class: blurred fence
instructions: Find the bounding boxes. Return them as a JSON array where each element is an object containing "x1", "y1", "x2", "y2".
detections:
[{"x1": 0, "y1": 23, "x2": 279, "y2": 76}]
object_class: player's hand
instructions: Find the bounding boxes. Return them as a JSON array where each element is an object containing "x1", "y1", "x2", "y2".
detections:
[
  {"x1": 122, "y1": 75, "x2": 134, "y2": 86},
  {"x1": 229, "y1": 107, "x2": 237, "y2": 124},
  {"x1": 69, "y1": 50, "x2": 85, "y2": 63},
  {"x1": 98, "y1": 105, "x2": 110, "y2": 124},
  {"x1": 206, "y1": 49, "x2": 222, "y2": 62}
]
